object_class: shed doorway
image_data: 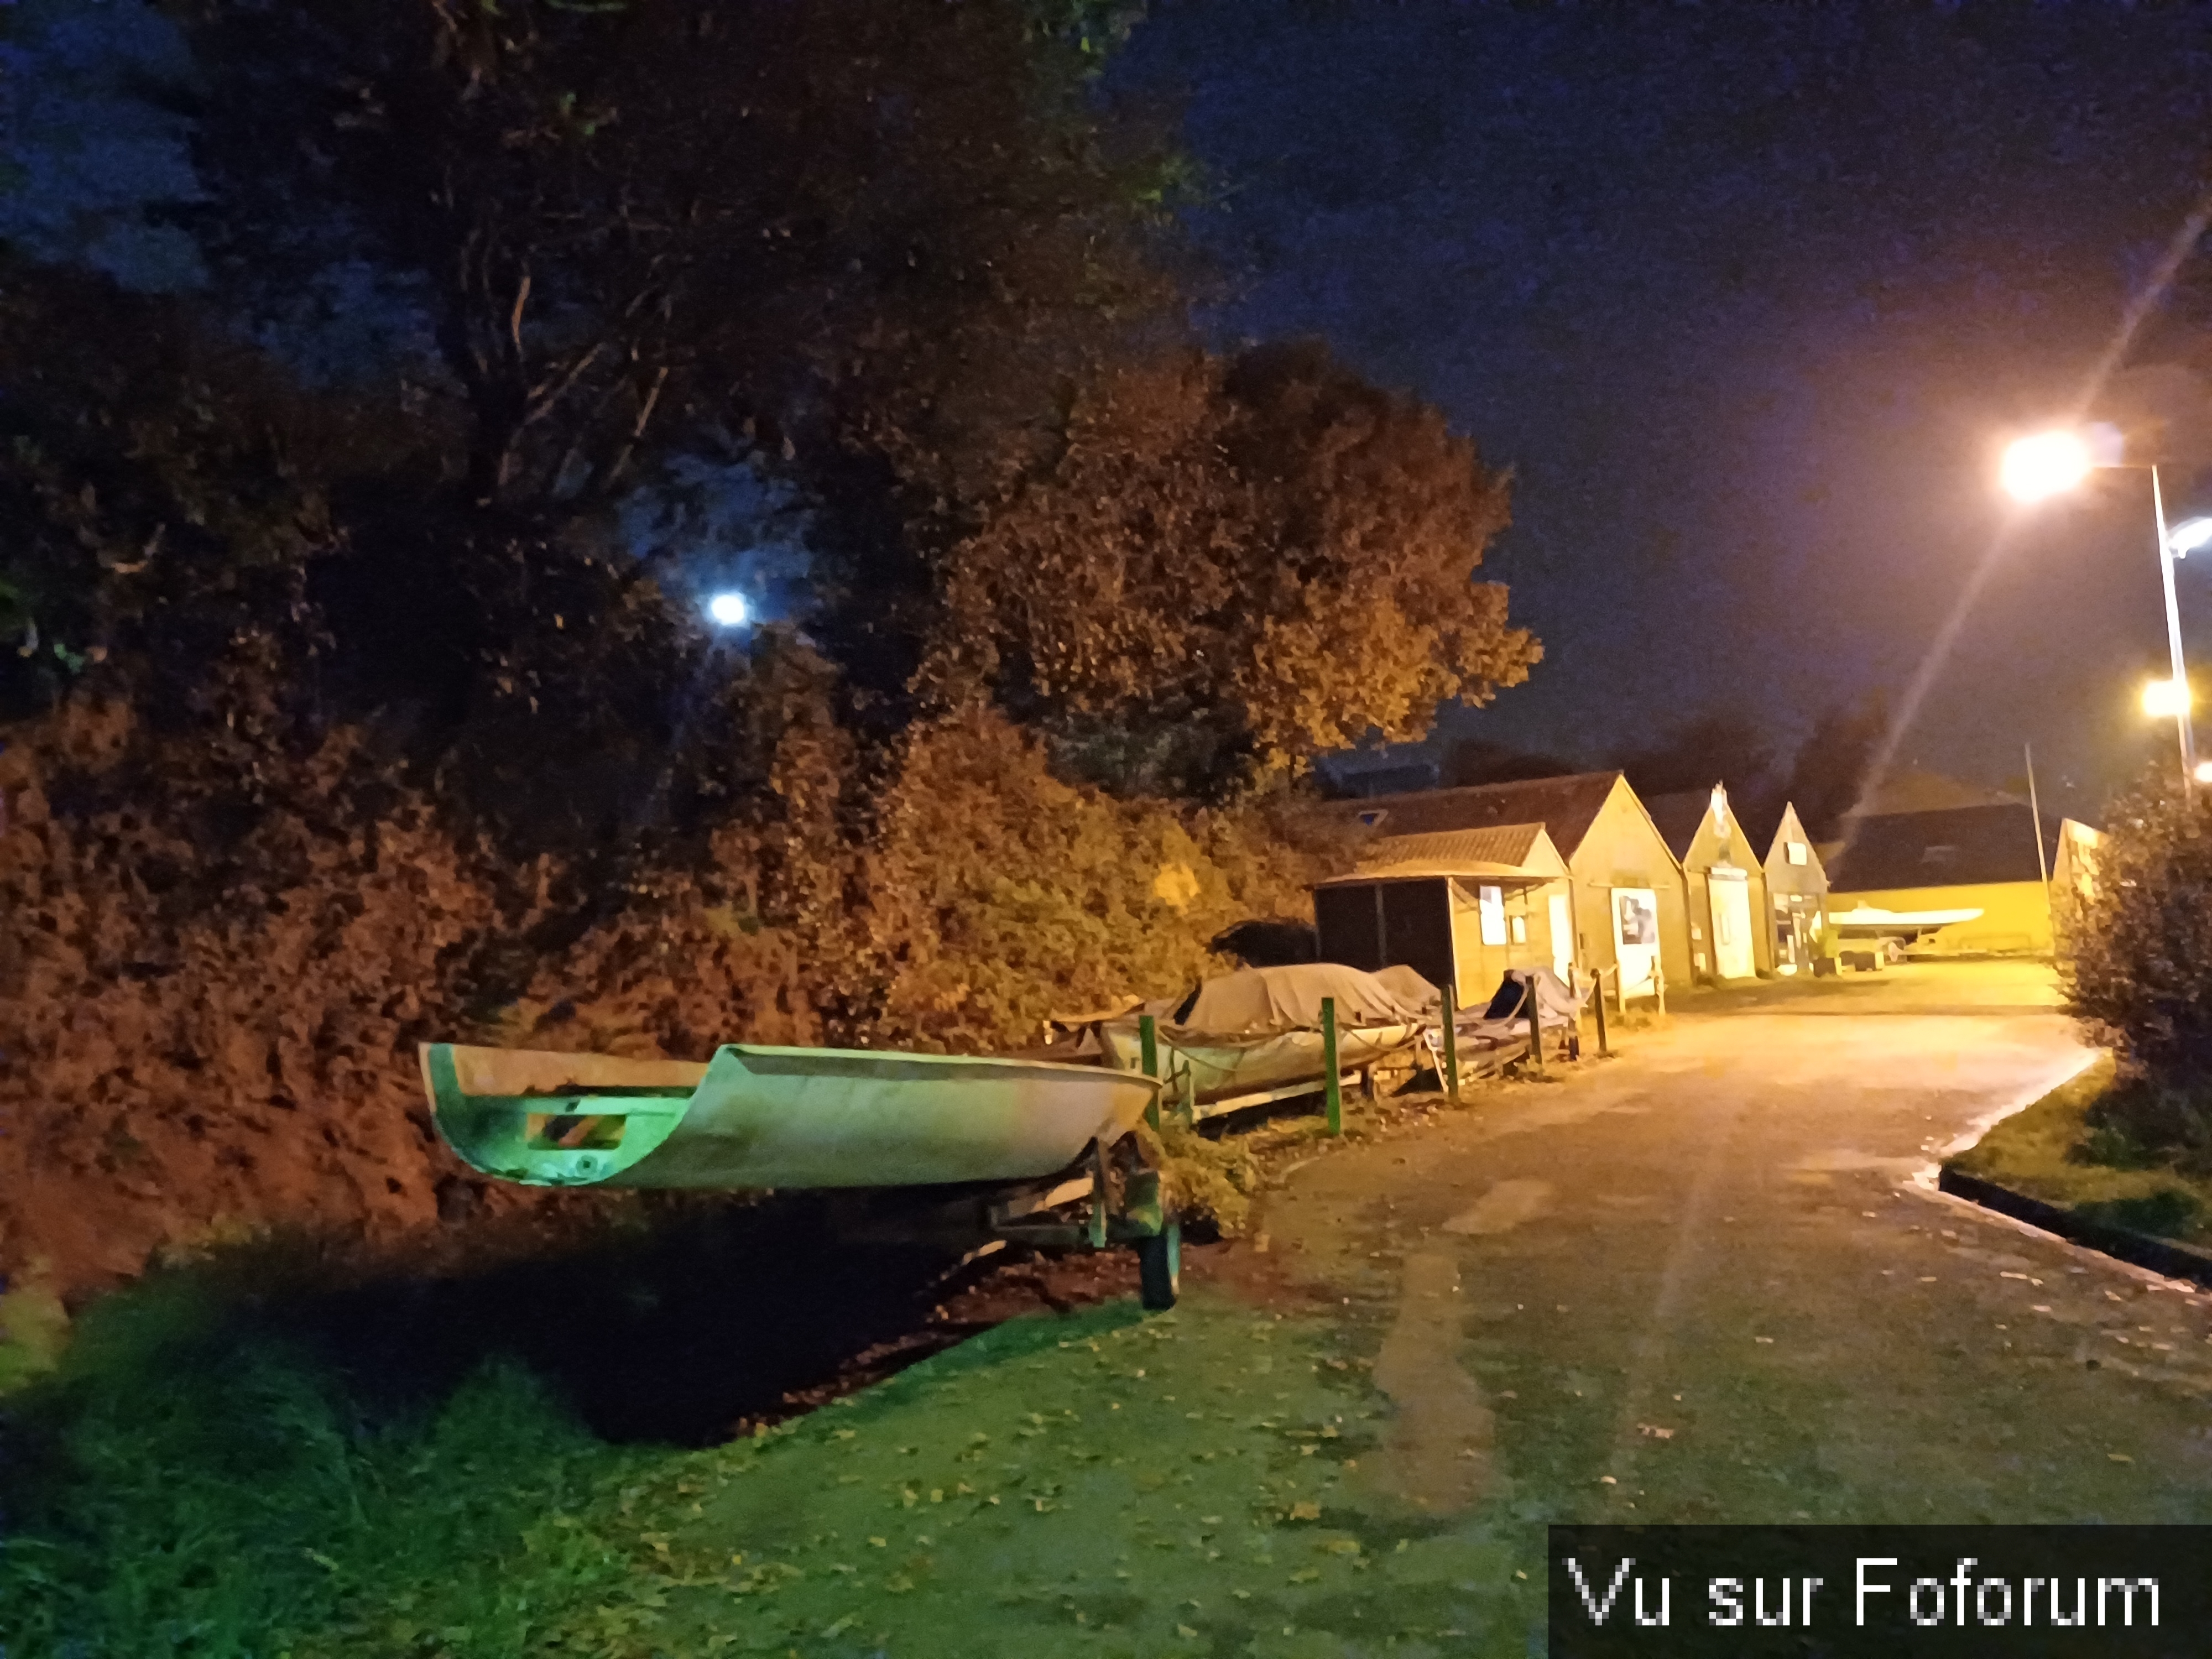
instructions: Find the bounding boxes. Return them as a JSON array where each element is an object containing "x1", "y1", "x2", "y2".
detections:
[
  {"x1": 1709, "y1": 868, "x2": 1754, "y2": 979},
  {"x1": 1611, "y1": 887, "x2": 1660, "y2": 995}
]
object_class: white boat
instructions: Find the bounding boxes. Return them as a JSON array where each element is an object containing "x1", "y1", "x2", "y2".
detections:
[{"x1": 421, "y1": 1041, "x2": 1164, "y2": 1191}]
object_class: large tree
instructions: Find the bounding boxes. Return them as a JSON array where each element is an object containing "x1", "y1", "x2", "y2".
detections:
[
  {"x1": 176, "y1": 0, "x2": 1178, "y2": 513},
  {"x1": 932, "y1": 340, "x2": 1538, "y2": 794}
]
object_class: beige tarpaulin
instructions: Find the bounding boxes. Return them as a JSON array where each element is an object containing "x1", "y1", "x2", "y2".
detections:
[{"x1": 1151, "y1": 963, "x2": 1434, "y2": 1036}]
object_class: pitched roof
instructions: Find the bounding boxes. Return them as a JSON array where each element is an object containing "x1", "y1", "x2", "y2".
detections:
[
  {"x1": 1317, "y1": 771, "x2": 1627, "y2": 859},
  {"x1": 1846, "y1": 767, "x2": 2022, "y2": 818},
  {"x1": 1334, "y1": 823, "x2": 1567, "y2": 881},
  {"x1": 1641, "y1": 789, "x2": 1718, "y2": 861},
  {"x1": 1828, "y1": 804, "x2": 2053, "y2": 892}
]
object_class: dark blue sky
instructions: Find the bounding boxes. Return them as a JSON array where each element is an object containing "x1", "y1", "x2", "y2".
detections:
[{"x1": 1119, "y1": 4, "x2": 2212, "y2": 817}]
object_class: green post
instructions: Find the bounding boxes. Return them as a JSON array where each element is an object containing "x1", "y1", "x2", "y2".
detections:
[
  {"x1": 1321, "y1": 996, "x2": 1342, "y2": 1137},
  {"x1": 1526, "y1": 978, "x2": 1545, "y2": 1073},
  {"x1": 1180, "y1": 1065, "x2": 1197, "y2": 1125},
  {"x1": 1593, "y1": 969, "x2": 1612, "y2": 1057},
  {"x1": 1139, "y1": 1014, "x2": 1160, "y2": 1131},
  {"x1": 1441, "y1": 983, "x2": 1461, "y2": 1104}
]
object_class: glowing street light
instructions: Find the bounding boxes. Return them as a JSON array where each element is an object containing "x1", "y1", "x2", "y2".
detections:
[
  {"x1": 2195, "y1": 760, "x2": 2212, "y2": 785},
  {"x1": 2000, "y1": 431, "x2": 2094, "y2": 503},
  {"x1": 706, "y1": 591, "x2": 750, "y2": 628},
  {"x1": 2001, "y1": 426, "x2": 2197, "y2": 791},
  {"x1": 2143, "y1": 676, "x2": 2192, "y2": 719},
  {"x1": 2169, "y1": 517, "x2": 2212, "y2": 557}
]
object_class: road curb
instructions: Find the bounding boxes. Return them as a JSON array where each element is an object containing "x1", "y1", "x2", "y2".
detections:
[{"x1": 1936, "y1": 1165, "x2": 2212, "y2": 1292}]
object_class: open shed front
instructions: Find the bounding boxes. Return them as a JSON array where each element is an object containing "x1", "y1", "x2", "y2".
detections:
[{"x1": 1311, "y1": 823, "x2": 1572, "y2": 1009}]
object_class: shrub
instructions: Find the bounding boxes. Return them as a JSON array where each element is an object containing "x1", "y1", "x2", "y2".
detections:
[{"x1": 2057, "y1": 774, "x2": 2212, "y2": 1156}]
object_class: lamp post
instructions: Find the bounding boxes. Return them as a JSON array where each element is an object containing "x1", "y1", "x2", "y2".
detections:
[{"x1": 2002, "y1": 430, "x2": 2198, "y2": 792}]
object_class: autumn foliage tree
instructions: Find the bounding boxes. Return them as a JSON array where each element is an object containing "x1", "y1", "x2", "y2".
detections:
[
  {"x1": 0, "y1": 3, "x2": 1544, "y2": 1294},
  {"x1": 935, "y1": 341, "x2": 1537, "y2": 794}
]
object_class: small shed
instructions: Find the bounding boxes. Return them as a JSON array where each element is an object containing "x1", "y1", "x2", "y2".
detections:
[
  {"x1": 1312, "y1": 823, "x2": 1571, "y2": 1009},
  {"x1": 1644, "y1": 784, "x2": 1764, "y2": 982},
  {"x1": 1827, "y1": 803, "x2": 2058, "y2": 954},
  {"x1": 1314, "y1": 771, "x2": 1691, "y2": 999},
  {"x1": 1752, "y1": 800, "x2": 1831, "y2": 973}
]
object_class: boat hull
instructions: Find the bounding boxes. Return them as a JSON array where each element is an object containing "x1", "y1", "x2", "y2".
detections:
[{"x1": 421, "y1": 1042, "x2": 1164, "y2": 1191}]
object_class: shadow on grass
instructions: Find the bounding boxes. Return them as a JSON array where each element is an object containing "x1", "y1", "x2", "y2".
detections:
[{"x1": 0, "y1": 1195, "x2": 1015, "y2": 1654}]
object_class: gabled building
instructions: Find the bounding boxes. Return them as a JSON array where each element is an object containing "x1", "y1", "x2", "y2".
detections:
[
  {"x1": 1827, "y1": 803, "x2": 2057, "y2": 955},
  {"x1": 1644, "y1": 786, "x2": 1834, "y2": 979},
  {"x1": 1644, "y1": 784, "x2": 1765, "y2": 982},
  {"x1": 1312, "y1": 822, "x2": 1572, "y2": 1008},
  {"x1": 1751, "y1": 800, "x2": 1832, "y2": 973},
  {"x1": 1314, "y1": 771, "x2": 1691, "y2": 999}
]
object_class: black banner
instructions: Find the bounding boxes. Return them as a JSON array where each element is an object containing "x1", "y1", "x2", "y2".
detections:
[{"x1": 1549, "y1": 1526, "x2": 2211, "y2": 1657}]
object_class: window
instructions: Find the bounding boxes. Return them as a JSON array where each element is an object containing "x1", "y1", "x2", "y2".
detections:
[
  {"x1": 1479, "y1": 884, "x2": 1506, "y2": 945},
  {"x1": 1509, "y1": 914, "x2": 1528, "y2": 945},
  {"x1": 1786, "y1": 841, "x2": 1809, "y2": 866},
  {"x1": 1356, "y1": 810, "x2": 1388, "y2": 829}
]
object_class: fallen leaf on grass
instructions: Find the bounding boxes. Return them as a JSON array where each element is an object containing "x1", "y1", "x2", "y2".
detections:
[
  {"x1": 1285, "y1": 1501, "x2": 1322, "y2": 1521},
  {"x1": 1636, "y1": 1423, "x2": 1675, "y2": 1440},
  {"x1": 1289, "y1": 1568, "x2": 1322, "y2": 1584},
  {"x1": 2109, "y1": 1454, "x2": 2134, "y2": 1464}
]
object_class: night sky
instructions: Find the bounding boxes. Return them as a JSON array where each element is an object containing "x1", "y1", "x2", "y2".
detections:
[
  {"x1": 1118, "y1": 5, "x2": 2212, "y2": 818},
  {"x1": 15, "y1": 4, "x2": 2212, "y2": 818}
]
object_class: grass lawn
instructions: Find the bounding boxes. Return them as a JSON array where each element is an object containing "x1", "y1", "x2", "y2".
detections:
[
  {"x1": 1947, "y1": 1053, "x2": 2212, "y2": 1248},
  {"x1": 0, "y1": 1269, "x2": 1540, "y2": 1659}
]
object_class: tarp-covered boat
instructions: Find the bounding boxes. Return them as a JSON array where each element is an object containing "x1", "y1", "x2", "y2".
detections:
[
  {"x1": 421, "y1": 1041, "x2": 1164, "y2": 1191},
  {"x1": 1096, "y1": 963, "x2": 1431, "y2": 1107}
]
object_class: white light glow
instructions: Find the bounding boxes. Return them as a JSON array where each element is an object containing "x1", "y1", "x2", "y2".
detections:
[
  {"x1": 2143, "y1": 676, "x2": 2192, "y2": 719},
  {"x1": 2193, "y1": 760, "x2": 2212, "y2": 785},
  {"x1": 2000, "y1": 431, "x2": 2095, "y2": 503},
  {"x1": 2169, "y1": 517, "x2": 2212, "y2": 557},
  {"x1": 707, "y1": 591, "x2": 750, "y2": 627}
]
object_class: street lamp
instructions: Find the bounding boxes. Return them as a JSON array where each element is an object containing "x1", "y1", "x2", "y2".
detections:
[
  {"x1": 2002, "y1": 429, "x2": 2197, "y2": 791},
  {"x1": 2143, "y1": 676, "x2": 2192, "y2": 718}
]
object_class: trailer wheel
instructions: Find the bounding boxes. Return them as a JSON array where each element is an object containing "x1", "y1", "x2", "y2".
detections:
[{"x1": 1138, "y1": 1218, "x2": 1182, "y2": 1311}]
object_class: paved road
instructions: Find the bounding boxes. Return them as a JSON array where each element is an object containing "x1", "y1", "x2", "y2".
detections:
[
  {"x1": 1264, "y1": 960, "x2": 2212, "y2": 1528},
  {"x1": 632, "y1": 961, "x2": 2212, "y2": 1656}
]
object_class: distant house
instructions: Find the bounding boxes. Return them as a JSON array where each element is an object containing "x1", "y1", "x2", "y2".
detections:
[
  {"x1": 1313, "y1": 771, "x2": 1690, "y2": 999},
  {"x1": 1827, "y1": 803, "x2": 2058, "y2": 954},
  {"x1": 1312, "y1": 822, "x2": 1572, "y2": 1008},
  {"x1": 2051, "y1": 818, "x2": 2101, "y2": 909}
]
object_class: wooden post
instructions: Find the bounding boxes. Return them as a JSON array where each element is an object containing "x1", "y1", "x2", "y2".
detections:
[
  {"x1": 1139, "y1": 1014, "x2": 1160, "y2": 1131},
  {"x1": 1180, "y1": 1065, "x2": 1197, "y2": 1125},
  {"x1": 1655, "y1": 964, "x2": 1667, "y2": 1017},
  {"x1": 1593, "y1": 969, "x2": 1611, "y2": 1057},
  {"x1": 1441, "y1": 983, "x2": 1462, "y2": 1105},
  {"x1": 1321, "y1": 996, "x2": 1342, "y2": 1137},
  {"x1": 1525, "y1": 978, "x2": 1545, "y2": 1073}
]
